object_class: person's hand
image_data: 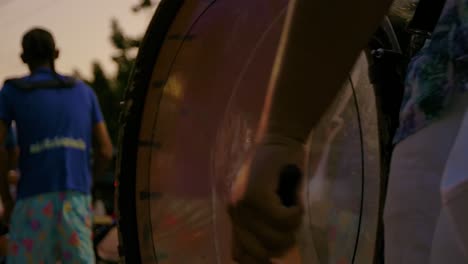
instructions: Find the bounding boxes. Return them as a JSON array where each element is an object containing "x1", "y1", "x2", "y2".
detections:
[{"x1": 229, "y1": 134, "x2": 305, "y2": 263}]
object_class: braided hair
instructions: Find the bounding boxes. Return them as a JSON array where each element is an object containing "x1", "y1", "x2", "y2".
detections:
[{"x1": 21, "y1": 28, "x2": 57, "y2": 71}]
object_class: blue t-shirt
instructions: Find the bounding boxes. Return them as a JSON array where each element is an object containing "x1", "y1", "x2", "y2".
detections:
[{"x1": 0, "y1": 68, "x2": 104, "y2": 199}]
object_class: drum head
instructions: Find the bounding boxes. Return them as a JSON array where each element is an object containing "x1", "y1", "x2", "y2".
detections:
[{"x1": 117, "y1": 1, "x2": 384, "y2": 263}]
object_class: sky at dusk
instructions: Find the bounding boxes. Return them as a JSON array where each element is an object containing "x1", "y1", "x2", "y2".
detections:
[{"x1": 0, "y1": 0, "x2": 157, "y2": 82}]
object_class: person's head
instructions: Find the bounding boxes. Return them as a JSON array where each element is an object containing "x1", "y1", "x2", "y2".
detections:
[{"x1": 20, "y1": 27, "x2": 59, "y2": 72}]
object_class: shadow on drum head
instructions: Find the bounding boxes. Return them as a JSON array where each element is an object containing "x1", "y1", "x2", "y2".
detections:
[{"x1": 118, "y1": 0, "x2": 386, "y2": 263}]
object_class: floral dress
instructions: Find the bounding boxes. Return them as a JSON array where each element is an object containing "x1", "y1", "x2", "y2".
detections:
[{"x1": 394, "y1": 0, "x2": 468, "y2": 144}]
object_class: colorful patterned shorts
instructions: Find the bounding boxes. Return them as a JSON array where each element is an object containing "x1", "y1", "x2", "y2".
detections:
[{"x1": 7, "y1": 191, "x2": 94, "y2": 264}]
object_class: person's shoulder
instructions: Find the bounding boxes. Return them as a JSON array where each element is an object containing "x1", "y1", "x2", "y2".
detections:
[
  {"x1": 3, "y1": 73, "x2": 28, "y2": 83},
  {"x1": 1, "y1": 75, "x2": 29, "y2": 94},
  {"x1": 52, "y1": 72, "x2": 79, "y2": 88},
  {"x1": 65, "y1": 75, "x2": 88, "y2": 89},
  {"x1": 3, "y1": 74, "x2": 29, "y2": 86},
  {"x1": 69, "y1": 79, "x2": 100, "y2": 103},
  {"x1": 72, "y1": 79, "x2": 96, "y2": 95}
]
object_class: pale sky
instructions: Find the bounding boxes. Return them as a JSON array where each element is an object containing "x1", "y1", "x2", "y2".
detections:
[{"x1": 0, "y1": 0, "x2": 157, "y2": 82}]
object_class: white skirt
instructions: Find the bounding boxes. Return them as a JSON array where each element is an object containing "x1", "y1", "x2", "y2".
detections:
[
  {"x1": 430, "y1": 93, "x2": 468, "y2": 263},
  {"x1": 384, "y1": 92, "x2": 468, "y2": 264}
]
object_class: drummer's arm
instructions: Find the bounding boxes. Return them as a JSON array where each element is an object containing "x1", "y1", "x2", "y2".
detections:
[
  {"x1": 262, "y1": 0, "x2": 394, "y2": 143},
  {"x1": 92, "y1": 122, "x2": 113, "y2": 179}
]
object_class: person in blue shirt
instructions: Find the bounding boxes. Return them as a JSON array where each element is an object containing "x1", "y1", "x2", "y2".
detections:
[{"x1": 0, "y1": 28, "x2": 113, "y2": 263}]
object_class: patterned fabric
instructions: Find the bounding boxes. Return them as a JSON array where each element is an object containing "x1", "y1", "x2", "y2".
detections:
[
  {"x1": 7, "y1": 191, "x2": 94, "y2": 264},
  {"x1": 394, "y1": 0, "x2": 468, "y2": 144}
]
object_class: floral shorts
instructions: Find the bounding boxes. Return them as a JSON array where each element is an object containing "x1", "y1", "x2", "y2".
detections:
[{"x1": 7, "y1": 191, "x2": 94, "y2": 264}]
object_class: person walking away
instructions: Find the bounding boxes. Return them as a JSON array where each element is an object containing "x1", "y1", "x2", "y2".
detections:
[{"x1": 0, "y1": 27, "x2": 113, "y2": 263}]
